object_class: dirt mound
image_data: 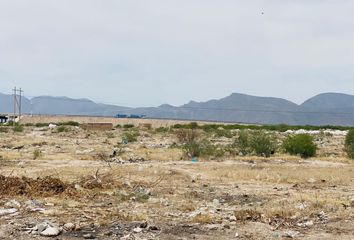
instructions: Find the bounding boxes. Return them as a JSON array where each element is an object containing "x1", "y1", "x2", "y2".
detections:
[{"x1": 0, "y1": 175, "x2": 69, "y2": 197}]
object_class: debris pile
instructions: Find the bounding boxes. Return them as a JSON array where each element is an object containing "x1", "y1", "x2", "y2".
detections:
[{"x1": 0, "y1": 175, "x2": 68, "y2": 196}]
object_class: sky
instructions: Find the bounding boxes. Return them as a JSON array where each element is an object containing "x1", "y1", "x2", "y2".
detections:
[{"x1": 1, "y1": 0, "x2": 354, "y2": 107}]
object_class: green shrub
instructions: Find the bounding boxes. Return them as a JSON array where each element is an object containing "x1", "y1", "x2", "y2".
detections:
[
  {"x1": 13, "y1": 125, "x2": 24, "y2": 132},
  {"x1": 235, "y1": 130, "x2": 251, "y2": 155},
  {"x1": 57, "y1": 121, "x2": 79, "y2": 126},
  {"x1": 345, "y1": 129, "x2": 354, "y2": 159},
  {"x1": 154, "y1": 127, "x2": 170, "y2": 133},
  {"x1": 123, "y1": 124, "x2": 135, "y2": 129},
  {"x1": 106, "y1": 132, "x2": 115, "y2": 138},
  {"x1": 183, "y1": 142, "x2": 202, "y2": 158},
  {"x1": 175, "y1": 129, "x2": 199, "y2": 144},
  {"x1": 214, "y1": 128, "x2": 233, "y2": 138},
  {"x1": 249, "y1": 130, "x2": 277, "y2": 157},
  {"x1": 57, "y1": 126, "x2": 69, "y2": 133},
  {"x1": 122, "y1": 131, "x2": 139, "y2": 143},
  {"x1": 282, "y1": 134, "x2": 317, "y2": 158},
  {"x1": 33, "y1": 149, "x2": 43, "y2": 160},
  {"x1": 35, "y1": 123, "x2": 50, "y2": 127}
]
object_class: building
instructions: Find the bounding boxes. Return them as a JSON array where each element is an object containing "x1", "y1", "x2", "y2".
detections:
[{"x1": 0, "y1": 114, "x2": 8, "y2": 124}]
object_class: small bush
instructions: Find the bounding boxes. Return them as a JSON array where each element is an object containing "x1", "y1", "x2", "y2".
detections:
[
  {"x1": 35, "y1": 123, "x2": 50, "y2": 127},
  {"x1": 57, "y1": 126, "x2": 68, "y2": 133},
  {"x1": 214, "y1": 128, "x2": 233, "y2": 138},
  {"x1": 106, "y1": 132, "x2": 115, "y2": 138},
  {"x1": 235, "y1": 130, "x2": 251, "y2": 155},
  {"x1": 123, "y1": 124, "x2": 135, "y2": 129},
  {"x1": 182, "y1": 139, "x2": 225, "y2": 159},
  {"x1": 122, "y1": 131, "x2": 139, "y2": 143},
  {"x1": 154, "y1": 127, "x2": 170, "y2": 133},
  {"x1": 282, "y1": 134, "x2": 317, "y2": 158},
  {"x1": 345, "y1": 129, "x2": 354, "y2": 159},
  {"x1": 249, "y1": 130, "x2": 277, "y2": 157},
  {"x1": 234, "y1": 130, "x2": 277, "y2": 157},
  {"x1": 33, "y1": 149, "x2": 43, "y2": 160},
  {"x1": 175, "y1": 129, "x2": 199, "y2": 144},
  {"x1": 57, "y1": 121, "x2": 79, "y2": 127},
  {"x1": 13, "y1": 125, "x2": 24, "y2": 132},
  {"x1": 183, "y1": 142, "x2": 202, "y2": 158}
]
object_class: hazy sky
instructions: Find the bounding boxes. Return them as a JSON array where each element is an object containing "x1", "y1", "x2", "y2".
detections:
[{"x1": 1, "y1": 0, "x2": 354, "y2": 107}]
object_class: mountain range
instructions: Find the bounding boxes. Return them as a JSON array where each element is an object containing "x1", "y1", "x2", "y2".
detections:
[{"x1": 1, "y1": 92, "x2": 354, "y2": 126}]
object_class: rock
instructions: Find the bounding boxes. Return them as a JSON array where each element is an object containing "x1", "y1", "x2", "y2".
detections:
[
  {"x1": 123, "y1": 180, "x2": 132, "y2": 188},
  {"x1": 283, "y1": 230, "x2": 299, "y2": 238},
  {"x1": 140, "y1": 222, "x2": 148, "y2": 228},
  {"x1": 25, "y1": 200, "x2": 45, "y2": 212},
  {"x1": 229, "y1": 216, "x2": 237, "y2": 222},
  {"x1": 205, "y1": 224, "x2": 219, "y2": 231},
  {"x1": 297, "y1": 220, "x2": 313, "y2": 227},
  {"x1": 48, "y1": 124, "x2": 57, "y2": 129},
  {"x1": 83, "y1": 233, "x2": 96, "y2": 239},
  {"x1": 5, "y1": 200, "x2": 21, "y2": 208},
  {"x1": 318, "y1": 211, "x2": 329, "y2": 222},
  {"x1": 148, "y1": 225, "x2": 159, "y2": 231},
  {"x1": 223, "y1": 224, "x2": 231, "y2": 229},
  {"x1": 40, "y1": 227, "x2": 61, "y2": 237},
  {"x1": 135, "y1": 186, "x2": 151, "y2": 195},
  {"x1": 133, "y1": 227, "x2": 143, "y2": 233},
  {"x1": 63, "y1": 223, "x2": 75, "y2": 231},
  {"x1": 307, "y1": 178, "x2": 316, "y2": 183},
  {"x1": 295, "y1": 203, "x2": 307, "y2": 210},
  {"x1": 0, "y1": 208, "x2": 18, "y2": 217},
  {"x1": 37, "y1": 222, "x2": 48, "y2": 233},
  {"x1": 212, "y1": 199, "x2": 220, "y2": 205}
]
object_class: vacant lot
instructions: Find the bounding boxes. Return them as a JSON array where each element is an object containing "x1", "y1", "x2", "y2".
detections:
[{"x1": 0, "y1": 122, "x2": 353, "y2": 239}]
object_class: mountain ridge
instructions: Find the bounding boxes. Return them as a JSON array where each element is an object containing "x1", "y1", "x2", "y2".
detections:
[{"x1": 1, "y1": 92, "x2": 354, "y2": 125}]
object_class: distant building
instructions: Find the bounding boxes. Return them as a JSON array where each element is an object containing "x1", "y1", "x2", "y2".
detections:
[{"x1": 0, "y1": 114, "x2": 8, "y2": 124}]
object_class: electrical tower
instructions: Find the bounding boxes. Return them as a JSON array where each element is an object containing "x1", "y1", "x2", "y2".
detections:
[{"x1": 12, "y1": 87, "x2": 23, "y2": 123}]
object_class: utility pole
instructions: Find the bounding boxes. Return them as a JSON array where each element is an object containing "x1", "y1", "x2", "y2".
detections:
[
  {"x1": 12, "y1": 87, "x2": 23, "y2": 124},
  {"x1": 19, "y1": 88, "x2": 23, "y2": 120}
]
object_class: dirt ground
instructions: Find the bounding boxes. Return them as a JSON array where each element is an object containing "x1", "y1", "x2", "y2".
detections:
[{"x1": 0, "y1": 123, "x2": 353, "y2": 239}]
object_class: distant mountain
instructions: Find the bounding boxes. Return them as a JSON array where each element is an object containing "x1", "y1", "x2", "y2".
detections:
[
  {"x1": 0, "y1": 93, "x2": 31, "y2": 114},
  {"x1": 30, "y1": 96, "x2": 130, "y2": 116},
  {"x1": 1, "y1": 92, "x2": 354, "y2": 126},
  {"x1": 301, "y1": 93, "x2": 354, "y2": 110}
]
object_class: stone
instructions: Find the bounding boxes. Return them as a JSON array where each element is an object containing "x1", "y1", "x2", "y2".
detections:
[
  {"x1": 0, "y1": 208, "x2": 18, "y2": 217},
  {"x1": 205, "y1": 224, "x2": 219, "y2": 231},
  {"x1": 40, "y1": 227, "x2": 61, "y2": 237},
  {"x1": 307, "y1": 178, "x2": 316, "y2": 183},
  {"x1": 83, "y1": 233, "x2": 96, "y2": 239},
  {"x1": 229, "y1": 216, "x2": 237, "y2": 222},
  {"x1": 283, "y1": 231, "x2": 299, "y2": 238},
  {"x1": 37, "y1": 222, "x2": 48, "y2": 233},
  {"x1": 297, "y1": 220, "x2": 313, "y2": 227},
  {"x1": 148, "y1": 225, "x2": 159, "y2": 231},
  {"x1": 4, "y1": 200, "x2": 21, "y2": 208},
  {"x1": 295, "y1": 203, "x2": 307, "y2": 210},
  {"x1": 140, "y1": 222, "x2": 148, "y2": 228},
  {"x1": 133, "y1": 227, "x2": 143, "y2": 233},
  {"x1": 63, "y1": 223, "x2": 75, "y2": 231}
]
